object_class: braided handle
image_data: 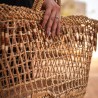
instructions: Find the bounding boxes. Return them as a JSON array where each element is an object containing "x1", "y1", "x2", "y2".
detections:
[
  {"x1": 32, "y1": 0, "x2": 61, "y2": 11},
  {"x1": 32, "y1": 0, "x2": 44, "y2": 11}
]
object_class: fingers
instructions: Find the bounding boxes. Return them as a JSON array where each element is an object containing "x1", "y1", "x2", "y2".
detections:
[
  {"x1": 42, "y1": 1, "x2": 61, "y2": 37},
  {"x1": 42, "y1": 7, "x2": 52, "y2": 28},
  {"x1": 44, "y1": 8, "x2": 61, "y2": 37},
  {"x1": 46, "y1": 9, "x2": 56, "y2": 36},
  {"x1": 51, "y1": 13, "x2": 60, "y2": 37}
]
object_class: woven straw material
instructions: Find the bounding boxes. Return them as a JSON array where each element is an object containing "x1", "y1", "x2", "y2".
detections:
[{"x1": 0, "y1": 1, "x2": 98, "y2": 98}]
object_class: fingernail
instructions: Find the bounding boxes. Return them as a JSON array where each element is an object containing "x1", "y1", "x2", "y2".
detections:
[{"x1": 47, "y1": 31, "x2": 51, "y2": 36}]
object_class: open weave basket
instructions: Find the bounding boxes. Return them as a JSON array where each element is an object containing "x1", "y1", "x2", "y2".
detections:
[{"x1": 0, "y1": 0, "x2": 98, "y2": 98}]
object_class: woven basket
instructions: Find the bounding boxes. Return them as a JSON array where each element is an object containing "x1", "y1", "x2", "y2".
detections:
[{"x1": 0, "y1": 0, "x2": 98, "y2": 98}]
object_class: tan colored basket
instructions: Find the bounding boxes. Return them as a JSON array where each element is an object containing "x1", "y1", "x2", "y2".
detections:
[{"x1": 0, "y1": 0, "x2": 98, "y2": 98}]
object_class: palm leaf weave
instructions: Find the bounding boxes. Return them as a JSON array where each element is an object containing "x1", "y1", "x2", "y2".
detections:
[{"x1": 0, "y1": 0, "x2": 98, "y2": 98}]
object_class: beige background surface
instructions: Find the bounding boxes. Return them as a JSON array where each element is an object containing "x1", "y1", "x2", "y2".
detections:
[{"x1": 85, "y1": 57, "x2": 98, "y2": 98}]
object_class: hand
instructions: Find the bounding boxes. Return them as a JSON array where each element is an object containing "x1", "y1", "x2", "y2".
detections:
[{"x1": 42, "y1": 0, "x2": 61, "y2": 37}]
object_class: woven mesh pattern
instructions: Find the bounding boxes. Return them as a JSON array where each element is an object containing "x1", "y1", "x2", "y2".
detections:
[{"x1": 0, "y1": 2, "x2": 98, "y2": 98}]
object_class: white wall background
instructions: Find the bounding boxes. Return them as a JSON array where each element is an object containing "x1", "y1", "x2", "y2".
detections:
[{"x1": 75, "y1": 0, "x2": 98, "y2": 19}]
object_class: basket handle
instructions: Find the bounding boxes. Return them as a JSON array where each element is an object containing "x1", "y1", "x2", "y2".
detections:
[
  {"x1": 32, "y1": 0, "x2": 44, "y2": 11},
  {"x1": 32, "y1": 0, "x2": 61, "y2": 11}
]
